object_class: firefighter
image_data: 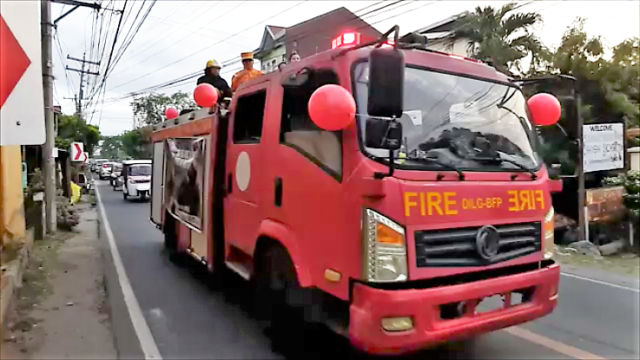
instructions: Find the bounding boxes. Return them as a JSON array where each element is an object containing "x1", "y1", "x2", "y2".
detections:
[
  {"x1": 197, "y1": 59, "x2": 232, "y2": 101},
  {"x1": 231, "y1": 52, "x2": 264, "y2": 92}
]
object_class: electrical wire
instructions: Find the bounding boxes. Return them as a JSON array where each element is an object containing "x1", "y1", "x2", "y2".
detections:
[
  {"x1": 95, "y1": 0, "x2": 538, "y2": 115},
  {"x1": 97, "y1": 1, "x2": 417, "y2": 106},
  {"x1": 102, "y1": 0, "x2": 397, "y2": 100},
  {"x1": 108, "y1": 0, "x2": 310, "y2": 91}
]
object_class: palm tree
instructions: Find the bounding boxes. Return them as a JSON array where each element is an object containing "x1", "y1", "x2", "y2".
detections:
[{"x1": 449, "y1": 2, "x2": 545, "y2": 76}]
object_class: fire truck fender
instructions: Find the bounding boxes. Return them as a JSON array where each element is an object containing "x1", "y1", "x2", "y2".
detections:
[{"x1": 255, "y1": 219, "x2": 312, "y2": 288}]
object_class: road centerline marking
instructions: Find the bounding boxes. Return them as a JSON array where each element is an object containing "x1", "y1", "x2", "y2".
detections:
[
  {"x1": 505, "y1": 326, "x2": 606, "y2": 360},
  {"x1": 96, "y1": 183, "x2": 163, "y2": 360}
]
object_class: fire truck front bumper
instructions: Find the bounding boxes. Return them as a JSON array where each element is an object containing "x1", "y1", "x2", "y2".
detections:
[{"x1": 348, "y1": 261, "x2": 560, "y2": 355}]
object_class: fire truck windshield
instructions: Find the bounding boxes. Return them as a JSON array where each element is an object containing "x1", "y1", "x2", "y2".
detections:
[{"x1": 353, "y1": 62, "x2": 542, "y2": 172}]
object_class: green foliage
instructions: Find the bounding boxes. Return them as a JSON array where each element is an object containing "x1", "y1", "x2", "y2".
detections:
[
  {"x1": 450, "y1": 2, "x2": 545, "y2": 75},
  {"x1": 120, "y1": 127, "x2": 153, "y2": 159},
  {"x1": 131, "y1": 91, "x2": 196, "y2": 127},
  {"x1": 100, "y1": 136, "x2": 123, "y2": 159},
  {"x1": 603, "y1": 170, "x2": 640, "y2": 220},
  {"x1": 547, "y1": 20, "x2": 639, "y2": 128},
  {"x1": 55, "y1": 114, "x2": 101, "y2": 156}
]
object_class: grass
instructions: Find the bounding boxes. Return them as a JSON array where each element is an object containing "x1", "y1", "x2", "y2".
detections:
[{"x1": 555, "y1": 246, "x2": 640, "y2": 278}]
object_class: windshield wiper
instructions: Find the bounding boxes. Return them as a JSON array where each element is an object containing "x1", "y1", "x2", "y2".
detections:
[
  {"x1": 406, "y1": 154, "x2": 466, "y2": 180},
  {"x1": 468, "y1": 155, "x2": 537, "y2": 180}
]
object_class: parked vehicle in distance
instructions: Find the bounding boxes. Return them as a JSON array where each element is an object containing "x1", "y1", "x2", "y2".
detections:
[
  {"x1": 122, "y1": 160, "x2": 152, "y2": 201},
  {"x1": 99, "y1": 162, "x2": 116, "y2": 180},
  {"x1": 92, "y1": 159, "x2": 108, "y2": 173}
]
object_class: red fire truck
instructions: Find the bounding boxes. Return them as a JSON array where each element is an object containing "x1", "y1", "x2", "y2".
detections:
[{"x1": 149, "y1": 28, "x2": 563, "y2": 355}]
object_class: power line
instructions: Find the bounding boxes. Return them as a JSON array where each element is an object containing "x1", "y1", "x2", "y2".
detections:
[
  {"x1": 112, "y1": 0, "x2": 232, "y2": 76},
  {"x1": 101, "y1": 1, "x2": 394, "y2": 101},
  {"x1": 96, "y1": 1, "x2": 413, "y2": 106},
  {"x1": 90, "y1": 1, "x2": 158, "y2": 124},
  {"x1": 98, "y1": 0, "x2": 534, "y2": 110},
  {"x1": 108, "y1": 0, "x2": 310, "y2": 91},
  {"x1": 89, "y1": 0, "x2": 157, "y2": 113},
  {"x1": 109, "y1": 0, "x2": 218, "y2": 70},
  {"x1": 97, "y1": 1, "x2": 426, "y2": 108}
]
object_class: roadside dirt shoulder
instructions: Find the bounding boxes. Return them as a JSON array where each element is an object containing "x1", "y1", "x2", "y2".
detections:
[{"x1": 1, "y1": 203, "x2": 117, "y2": 359}]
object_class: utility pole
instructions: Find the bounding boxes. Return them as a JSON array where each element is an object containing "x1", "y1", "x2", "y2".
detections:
[
  {"x1": 41, "y1": 0, "x2": 102, "y2": 233},
  {"x1": 42, "y1": 0, "x2": 57, "y2": 233},
  {"x1": 66, "y1": 53, "x2": 100, "y2": 118}
]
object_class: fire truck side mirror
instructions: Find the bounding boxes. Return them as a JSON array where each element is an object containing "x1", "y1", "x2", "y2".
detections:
[
  {"x1": 367, "y1": 48, "x2": 404, "y2": 119},
  {"x1": 365, "y1": 118, "x2": 403, "y2": 151}
]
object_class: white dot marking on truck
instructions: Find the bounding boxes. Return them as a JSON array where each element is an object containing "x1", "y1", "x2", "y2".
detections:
[{"x1": 236, "y1": 151, "x2": 251, "y2": 191}]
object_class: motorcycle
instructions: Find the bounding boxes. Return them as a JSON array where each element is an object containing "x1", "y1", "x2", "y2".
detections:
[{"x1": 111, "y1": 171, "x2": 122, "y2": 190}]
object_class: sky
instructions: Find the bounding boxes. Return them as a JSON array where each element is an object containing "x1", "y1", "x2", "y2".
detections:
[{"x1": 50, "y1": 0, "x2": 640, "y2": 136}]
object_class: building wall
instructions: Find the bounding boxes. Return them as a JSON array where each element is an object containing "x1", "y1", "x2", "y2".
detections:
[
  {"x1": 0, "y1": 145, "x2": 26, "y2": 246},
  {"x1": 426, "y1": 37, "x2": 471, "y2": 57},
  {"x1": 257, "y1": 46, "x2": 287, "y2": 74}
]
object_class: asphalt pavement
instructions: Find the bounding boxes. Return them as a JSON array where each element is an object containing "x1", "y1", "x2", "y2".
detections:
[{"x1": 94, "y1": 181, "x2": 640, "y2": 360}]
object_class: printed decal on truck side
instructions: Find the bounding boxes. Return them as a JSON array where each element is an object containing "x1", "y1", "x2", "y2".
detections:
[
  {"x1": 164, "y1": 137, "x2": 207, "y2": 230},
  {"x1": 403, "y1": 190, "x2": 545, "y2": 216}
]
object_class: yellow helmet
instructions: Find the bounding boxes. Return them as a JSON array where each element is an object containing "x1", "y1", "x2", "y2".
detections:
[{"x1": 206, "y1": 59, "x2": 221, "y2": 69}]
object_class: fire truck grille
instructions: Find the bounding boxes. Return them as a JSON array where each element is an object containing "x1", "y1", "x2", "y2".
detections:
[{"x1": 415, "y1": 222, "x2": 542, "y2": 267}]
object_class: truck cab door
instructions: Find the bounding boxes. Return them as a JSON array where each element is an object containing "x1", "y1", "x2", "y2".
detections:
[{"x1": 224, "y1": 87, "x2": 269, "y2": 258}]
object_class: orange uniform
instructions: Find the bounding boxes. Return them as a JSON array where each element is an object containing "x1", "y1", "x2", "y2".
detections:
[
  {"x1": 231, "y1": 68, "x2": 264, "y2": 91},
  {"x1": 231, "y1": 52, "x2": 264, "y2": 92}
]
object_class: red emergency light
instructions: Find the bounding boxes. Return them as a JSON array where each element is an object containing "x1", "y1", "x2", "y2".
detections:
[
  {"x1": 331, "y1": 32, "x2": 397, "y2": 50},
  {"x1": 331, "y1": 32, "x2": 361, "y2": 49}
]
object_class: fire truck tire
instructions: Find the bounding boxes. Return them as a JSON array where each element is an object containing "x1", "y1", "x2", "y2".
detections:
[
  {"x1": 254, "y1": 245, "x2": 299, "y2": 324},
  {"x1": 254, "y1": 244, "x2": 326, "y2": 351}
]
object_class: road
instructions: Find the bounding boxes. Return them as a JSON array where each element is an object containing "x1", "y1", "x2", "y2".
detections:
[{"x1": 94, "y1": 181, "x2": 640, "y2": 360}]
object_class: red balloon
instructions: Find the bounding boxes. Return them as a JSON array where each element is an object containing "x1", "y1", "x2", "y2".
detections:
[
  {"x1": 528, "y1": 93, "x2": 561, "y2": 126},
  {"x1": 194, "y1": 83, "x2": 219, "y2": 108},
  {"x1": 308, "y1": 84, "x2": 356, "y2": 131},
  {"x1": 164, "y1": 107, "x2": 179, "y2": 120}
]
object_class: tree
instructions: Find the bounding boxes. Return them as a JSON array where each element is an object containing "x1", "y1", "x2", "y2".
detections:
[
  {"x1": 55, "y1": 114, "x2": 101, "y2": 156},
  {"x1": 120, "y1": 127, "x2": 153, "y2": 159},
  {"x1": 548, "y1": 20, "x2": 639, "y2": 127},
  {"x1": 131, "y1": 91, "x2": 196, "y2": 127},
  {"x1": 449, "y1": 2, "x2": 545, "y2": 76},
  {"x1": 99, "y1": 136, "x2": 123, "y2": 159}
]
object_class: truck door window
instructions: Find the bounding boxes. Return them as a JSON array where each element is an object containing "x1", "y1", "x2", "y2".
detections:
[
  {"x1": 233, "y1": 90, "x2": 267, "y2": 144},
  {"x1": 280, "y1": 69, "x2": 342, "y2": 179}
]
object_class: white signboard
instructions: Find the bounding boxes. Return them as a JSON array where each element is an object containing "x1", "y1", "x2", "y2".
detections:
[
  {"x1": 583, "y1": 123, "x2": 624, "y2": 173},
  {"x1": 71, "y1": 142, "x2": 84, "y2": 162},
  {"x1": 0, "y1": 1, "x2": 45, "y2": 145}
]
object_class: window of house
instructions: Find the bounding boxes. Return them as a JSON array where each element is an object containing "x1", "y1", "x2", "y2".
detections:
[
  {"x1": 233, "y1": 90, "x2": 267, "y2": 144},
  {"x1": 280, "y1": 69, "x2": 342, "y2": 179}
]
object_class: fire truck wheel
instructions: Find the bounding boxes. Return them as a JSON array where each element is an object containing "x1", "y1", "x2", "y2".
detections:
[{"x1": 254, "y1": 245, "x2": 300, "y2": 327}]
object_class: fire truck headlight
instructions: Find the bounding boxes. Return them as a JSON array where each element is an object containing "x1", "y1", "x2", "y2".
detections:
[
  {"x1": 543, "y1": 207, "x2": 555, "y2": 259},
  {"x1": 363, "y1": 209, "x2": 408, "y2": 282}
]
